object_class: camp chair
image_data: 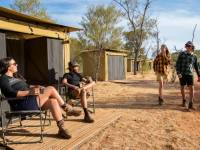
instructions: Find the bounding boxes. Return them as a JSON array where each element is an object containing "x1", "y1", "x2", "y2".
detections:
[
  {"x1": 57, "y1": 77, "x2": 95, "y2": 114},
  {"x1": 0, "y1": 90, "x2": 50, "y2": 145}
]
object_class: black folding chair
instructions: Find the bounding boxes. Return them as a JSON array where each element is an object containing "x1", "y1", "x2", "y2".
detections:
[
  {"x1": 0, "y1": 90, "x2": 50, "y2": 145},
  {"x1": 57, "y1": 78, "x2": 95, "y2": 114}
]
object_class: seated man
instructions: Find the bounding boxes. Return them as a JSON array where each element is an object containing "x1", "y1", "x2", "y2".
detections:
[
  {"x1": 62, "y1": 61, "x2": 95, "y2": 123},
  {"x1": 0, "y1": 57, "x2": 82, "y2": 139}
]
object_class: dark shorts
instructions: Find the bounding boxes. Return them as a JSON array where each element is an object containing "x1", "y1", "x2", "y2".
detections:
[
  {"x1": 179, "y1": 75, "x2": 194, "y2": 86},
  {"x1": 68, "y1": 89, "x2": 80, "y2": 99},
  {"x1": 9, "y1": 96, "x2": 39, "y2": 111}
]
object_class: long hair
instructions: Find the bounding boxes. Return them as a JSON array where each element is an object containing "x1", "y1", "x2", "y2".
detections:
[
  {"x1": 0, "y1": 57, "x2": 26, "y2": 81},
  {"x1": 0, "y1": 57, "x2": 13, "y2": 75},
  {"x1": 160, "y1": 44, "x2": 170, "y2": 57}
]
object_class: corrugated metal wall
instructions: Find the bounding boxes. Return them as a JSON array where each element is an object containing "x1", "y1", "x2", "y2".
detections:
[{"x1": 108, "y1": 55, "x2": 125, "y2": 80}]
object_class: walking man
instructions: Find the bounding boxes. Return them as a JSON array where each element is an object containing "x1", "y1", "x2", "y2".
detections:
[{"x1": 176, "y1": 41, "x2": 200, "y2": 110}]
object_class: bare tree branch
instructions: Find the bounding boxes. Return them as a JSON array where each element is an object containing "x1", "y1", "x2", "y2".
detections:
[{"x1": 192, "y1": 24, "x2": 197, "y2": 43}]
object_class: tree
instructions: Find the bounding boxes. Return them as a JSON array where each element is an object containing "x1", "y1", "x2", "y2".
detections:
[
  {"x1": 10, "y1": 0, "x2": 52, "y2": 21},
  {"x1": 70, "y1": 38, "x2": 82, "y2": 62},
  {"x1": 79, "y1": 5, "x2": 123, "y2": 49},
  {"x1": 79, "y1": 5, "x2": 123, "y2": 81},
  {"x1": 114, "y1": 0, "x2": 155, "y2": 75}
]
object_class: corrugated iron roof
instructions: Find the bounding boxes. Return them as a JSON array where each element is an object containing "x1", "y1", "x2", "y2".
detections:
[{"x1": 0, "y1": 6, "x2": 81, "y2": 33}]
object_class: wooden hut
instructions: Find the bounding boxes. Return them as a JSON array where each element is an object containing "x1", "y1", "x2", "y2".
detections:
[
  {"x1": 0, "y1": 7, "x2": 80, "y2": 85},
  {"x1": 81, "y1": 49, "x2": 128, "y2": 81},
  {"x1": 127, "y1": 58, "x2": 153, "y2": 72}
]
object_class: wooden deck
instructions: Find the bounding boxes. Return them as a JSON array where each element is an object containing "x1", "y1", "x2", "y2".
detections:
[{"x1": 0, "y1": 109, "x2": 120, "y2": 150}]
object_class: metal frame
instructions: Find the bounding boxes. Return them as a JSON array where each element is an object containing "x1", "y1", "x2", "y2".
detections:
[{"x1": 0, "y1": 94, "x2": 50, "y2": 145}]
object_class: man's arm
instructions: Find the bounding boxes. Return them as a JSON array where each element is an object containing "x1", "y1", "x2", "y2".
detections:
[
  {"x1": 176, "y1": 53, "x2": 182, "y2": 75},
  {"x1": 62, "y1": 78, "x2": 79, "y2": 89},
  {"x1": 193, "y1": 56, "x2": 200, "y2": 77}
]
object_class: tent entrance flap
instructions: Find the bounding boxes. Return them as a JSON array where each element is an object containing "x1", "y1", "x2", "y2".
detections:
[
  {"x1": 25, "y1": 37, "x2": 64, "y2": 85},
  {"x1": 25, "y1": 37, "x2": 48, "y2": 85},
  {"x1": 0, "y1": 31, "x2": 64, "y2": 85},
  {"x1": 47, "y1": 38, "x2": 64, "y2": 84}
]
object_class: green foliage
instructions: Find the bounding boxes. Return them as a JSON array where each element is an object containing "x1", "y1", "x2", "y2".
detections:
[
  {"x1": 10, "y1": 0, "x2": 53, "y2": 21},
  {"x1": 171, "y1": 52, "x2": 179, "y2": 65},
  {"x1": 194, "y1": 50, "x2": 200, "y2": 59},
  {"x1": 171, "y1": 50, "x2": 200, "y2": 65},
  {"x1": 141, "y1": 61, "x2": 152, "y2": 74},
  {"x1": 70, "y1": 38, "x2": 82, "y2": 62},
  {"x1": 123, "y1": 18, "x2": 156, "y2": 57},
  {"x1": 79, "y1": 5, "x2": 123, "y2": 49}
]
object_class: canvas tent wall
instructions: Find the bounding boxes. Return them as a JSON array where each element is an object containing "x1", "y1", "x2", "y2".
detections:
[
  {"x1": 0, "y1": 7, "x2": 80, "y2": 85},
  {"x1": 82, "y1": 49, "x2": 128, "y2": 81}
]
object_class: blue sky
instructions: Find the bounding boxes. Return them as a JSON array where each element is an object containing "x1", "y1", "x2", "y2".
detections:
[{"x1": 1, "y1": 0, "x2": 200, "y2": 51}]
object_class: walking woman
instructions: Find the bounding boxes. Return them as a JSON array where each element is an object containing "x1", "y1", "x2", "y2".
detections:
[
  {"x1": 0, "y1": 57, "x2": 82, "y2": 139},
  {"x1": 153, "y1": 44, "x2": 171, "y2": 105}
]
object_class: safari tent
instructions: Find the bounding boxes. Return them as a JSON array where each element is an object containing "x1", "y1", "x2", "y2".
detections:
[
  {"x1": 0, "y1": 7, "x2": 80, "y2": 85},
  {"x1": 81, "y1": 49, "x2": 128, "y2": 81}
]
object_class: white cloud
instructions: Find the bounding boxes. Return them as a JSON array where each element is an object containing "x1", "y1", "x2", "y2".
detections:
[
  {"x1": 156, "y1": 10, "x2": 200, "y2": 51},
  {"x1": 41, "y1": 0, "x2": 200, "y2": 52}
]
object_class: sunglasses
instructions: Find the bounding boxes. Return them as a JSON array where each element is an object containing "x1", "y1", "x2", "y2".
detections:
[
  {"x1": 186, "y1": 44, "x2": 192, "y2": 47},
  {"x1": 10, "y1": 62, "x2": 17, "y2": 66}
]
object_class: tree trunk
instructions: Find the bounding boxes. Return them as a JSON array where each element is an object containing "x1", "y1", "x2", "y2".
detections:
[
  {"x1": 133, "y1": 53, "x2": 138, "y2": 75},
  {"x1": 95, "y1": 48, "x2": 103, "y2": 82}
]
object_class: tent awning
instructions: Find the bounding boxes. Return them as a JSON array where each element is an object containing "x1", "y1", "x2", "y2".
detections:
[{"x1": 0, "y1": 6, "x2": 81, "y2": 33}]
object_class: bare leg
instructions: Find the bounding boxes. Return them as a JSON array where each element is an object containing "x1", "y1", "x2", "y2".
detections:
[
  {"x1": 36, "y1": 92, "x2": 72, "y2": 139},
  {"x1": 159, "y1": 79, "x2": 164, "y2": 99},
  {"x1": 80, "y1": 88, "x2": 87, "y2": 108},
  {"x1": 82, "y1": 81, "x2": 95, "y2": 91},
  {"x1": 188, "y1": 85, "x2": 194, "y2": 102},
  {"x1": 40, "y1": 98, "x2": 63, "y2": 122},
  {"x1": 181, "y1": 86, "x2": 186, "y2": 100},
  {"x1": 80, "y1": 88, "x2": 94, "y2": 122},
  {"x1": 39, "y1": 86, "x2": 65, "y2": 106}
]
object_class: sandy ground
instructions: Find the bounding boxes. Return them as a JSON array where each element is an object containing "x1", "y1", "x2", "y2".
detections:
[{"x1": 80, "y1": 72, "x2": 200, "y2": 150}]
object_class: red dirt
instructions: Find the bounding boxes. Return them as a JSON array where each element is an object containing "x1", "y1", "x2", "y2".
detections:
[{"x1": 80, "y1": 73, "x2": 200, "y2": 150}]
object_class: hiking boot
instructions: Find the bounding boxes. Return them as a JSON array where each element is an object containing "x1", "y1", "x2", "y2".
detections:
[
  {"x1": 188, "y1": 101, "x2": 196, "y2": 111},
  {"x1": 182, "y1": 99, "x2": 186, "y2": 107},
  {"x1": 158, "y1": 97, "x2": 164, "y2": 106},
  {"x1": 57, "y1": 120, "x2": 72, "y2": 139},
  {"x1": 58, "y1": 128, "x2": 72, "y2": 139},
  {"x1": 62, "y1": 103, "x2": 82, "y2": 116},
  {"x1": 84, "y1": 114, "x2": 94, "y2": 123},
  {"x1": 67, "y1": 108, "x2": 82, "y2": 116}
]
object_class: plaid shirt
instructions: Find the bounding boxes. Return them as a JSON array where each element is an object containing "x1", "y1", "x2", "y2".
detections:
[
  {"x1": 153, "y1": 53, "x2": 171, "y2": 75},
  {"x1": 176, "y1": 51, "x2": 200, "y2": 76}
]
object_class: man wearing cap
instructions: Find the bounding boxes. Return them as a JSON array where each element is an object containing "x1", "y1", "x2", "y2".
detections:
[
  {"x1": 176, "y1": 41, "x2": 200, "y2": 110},
  {"x1": 62, "y1": 61, "x2": 95, "y2": 123}
]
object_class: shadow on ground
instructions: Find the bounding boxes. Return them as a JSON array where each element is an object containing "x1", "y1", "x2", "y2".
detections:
[{"x1": 92, "y1": 79, "x2": 200, "y2": 111}]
